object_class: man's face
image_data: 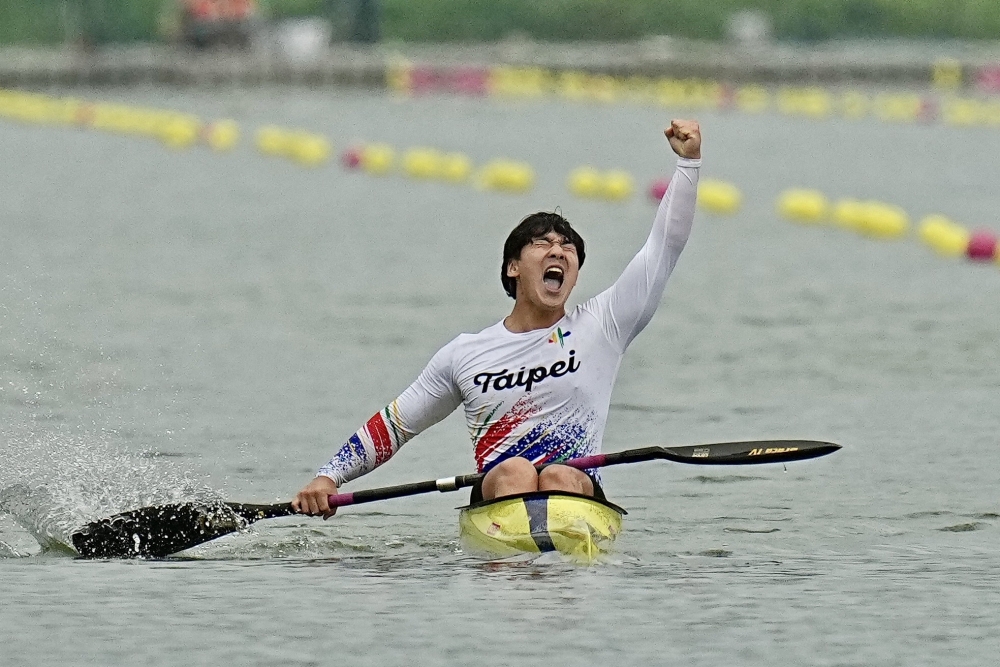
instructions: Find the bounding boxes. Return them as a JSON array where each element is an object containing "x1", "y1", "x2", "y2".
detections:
[{"x1": 506, "y1": 232, "x2": 580, "y2": 311}]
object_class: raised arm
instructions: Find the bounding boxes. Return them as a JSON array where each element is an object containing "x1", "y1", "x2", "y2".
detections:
[
  {"x1": 585, "y1": 120, "x2": 702, "y2": 352},
  {"x1": 293, "y1": 344, "x2": 462, "y2": 517}
]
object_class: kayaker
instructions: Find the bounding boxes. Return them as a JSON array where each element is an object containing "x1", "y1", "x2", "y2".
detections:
[{"x1": 294, "y1": 119, "x2": 701, "y2": 517}]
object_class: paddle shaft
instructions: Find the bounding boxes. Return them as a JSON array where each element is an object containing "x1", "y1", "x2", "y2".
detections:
[
  {"x1": 327, "y1": 473, "x2": 484, "y2": 508},
  {"x1": 325, "y1": 439, "x2": 840, "y2": 508}
]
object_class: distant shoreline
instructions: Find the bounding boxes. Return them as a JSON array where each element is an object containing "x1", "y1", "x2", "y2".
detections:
[{"x1": 3, "y1": 38, "x2": 1000, "y2": 89}]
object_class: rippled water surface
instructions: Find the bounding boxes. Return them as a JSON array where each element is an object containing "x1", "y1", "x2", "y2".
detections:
[{"x1": 2, "y1": 84, "x2": 999, "y2": 666}]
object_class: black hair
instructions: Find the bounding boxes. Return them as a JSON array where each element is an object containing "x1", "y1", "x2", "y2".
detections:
[{"x1": 501, "y1": 211, "x2": 586, "y2": 299}]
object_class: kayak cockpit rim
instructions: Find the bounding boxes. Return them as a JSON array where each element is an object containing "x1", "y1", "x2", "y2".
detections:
[{"x1": 456, "y1": 489, "x2": 628, "y2": 515}]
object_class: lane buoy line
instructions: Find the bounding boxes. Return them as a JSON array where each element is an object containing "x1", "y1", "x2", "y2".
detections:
[
  {"x1": 0, "y1": 87, "x2": 238, "y2": 150},
  {"x1": 388, "y1": 63, "x2": 1000, "y2": 130},
  {"x1": 0, "y1": 88, "x2": 538, "y2": 194},
  {"x1": 342, "y1": 142, "x2": 535, "y2": 193},
  {"x1": 255, "y1": 125, "x2": 331, "y2": 166},
  {"x1": 340, "y1": 140, "x2": 743, "y2": 209},
  {"x1": 777, "y1": 188, "x2": 1000, "y2": 267},
  {"x1": 2, "y1": 88, "x2": 995, "y2": 271}
]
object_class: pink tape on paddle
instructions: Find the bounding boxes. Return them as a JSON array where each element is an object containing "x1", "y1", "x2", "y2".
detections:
[
  {"x1": 563, "y1": 454, "x2": 607, "y2": 469},
  {"x1": 327, "y1": 492, "x2": 356, "y2": 508}
]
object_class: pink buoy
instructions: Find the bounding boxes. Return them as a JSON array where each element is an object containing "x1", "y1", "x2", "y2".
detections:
[
  {"x1": 648, "y1": 178, "x2": 670, "y2": 203},
  {"x1": 917, "y1": 97, "x2": 939, "y2": 124},
  {"x1": 409, "y1": 67, "x2": 438, "y2": 94},
  {"x1": 452, "y1": 67, "x2": 489, "y2": 96},
  {"x1": 341, "y1": 146, "x2": 363, "y2": 170},
  {"x1": 966, "y1": 229, "x2": 998, "y2": 261},
  {"x1": 75, "y1": 103, "x2": 96, "y2": 127},
  {"x1": 717, "y1": 84, "x2": 736, "y2": 110},
  {"x1": 976, "y1": 65, "x2": 1000, "y2": 94}
]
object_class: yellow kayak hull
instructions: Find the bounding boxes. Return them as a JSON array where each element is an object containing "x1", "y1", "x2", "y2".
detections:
[{"x1": 458, "y1": 491, "x2": 625, "y2": 563}]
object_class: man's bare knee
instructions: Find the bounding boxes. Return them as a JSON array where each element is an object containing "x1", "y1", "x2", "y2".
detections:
[
  {"x1": 538, "y1": 465, "x2": 594, "y2": 496},
  {"x1": 481, "y1": 457, "x2": 539, "y2": 500}
]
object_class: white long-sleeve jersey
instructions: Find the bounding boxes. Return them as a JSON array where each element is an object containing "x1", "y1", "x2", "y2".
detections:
[{"x1": 318, "y1": 157, "x2": 700, "y2": 486}]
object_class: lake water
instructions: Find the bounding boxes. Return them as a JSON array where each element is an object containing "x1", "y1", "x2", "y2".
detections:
[{"x1": 2, "y1": 84, "x2": 999, "y2": 666}]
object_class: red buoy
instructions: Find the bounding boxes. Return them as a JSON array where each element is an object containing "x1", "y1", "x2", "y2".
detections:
[
  {"x1": 966, "y1": 229, "x2": 998, "y2": 261},
  {"x1": 648, "y1": 178, "x2": 670, "y2": 203},
  {"x1": 341, "y1": 146, "x2": 363, "y2": 170}
]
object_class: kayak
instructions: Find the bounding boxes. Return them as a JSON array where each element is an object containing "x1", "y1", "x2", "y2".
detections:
[{"x1": 458, "y1": 490, "x2": 626, "y2": 563}]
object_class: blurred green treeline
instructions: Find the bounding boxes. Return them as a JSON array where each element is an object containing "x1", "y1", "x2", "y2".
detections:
[{"x1": 1, "y1": 0, "x2": 998, "y2": 44}]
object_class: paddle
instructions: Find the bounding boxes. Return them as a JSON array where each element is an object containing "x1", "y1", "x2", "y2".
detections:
[{"x1": 71, "y1": 438, "x2": 840, "y2": 559}]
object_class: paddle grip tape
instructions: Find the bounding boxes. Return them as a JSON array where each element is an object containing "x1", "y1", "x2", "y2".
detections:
[
  {"x1": 564, "y1": 454, "x2": 607, "y2": 469},
  {"x1": 327, "y1": 492, "x2": 356, "y2": 507}
]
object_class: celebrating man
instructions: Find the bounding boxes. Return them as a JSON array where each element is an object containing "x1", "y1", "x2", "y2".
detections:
[{"x1": 294, "y1": 120, "x2": 701, "y2": 517}]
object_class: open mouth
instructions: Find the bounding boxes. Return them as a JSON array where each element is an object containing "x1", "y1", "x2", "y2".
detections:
[{"x1": 543, "y1": 267, "x2": 564, "y2": 291}]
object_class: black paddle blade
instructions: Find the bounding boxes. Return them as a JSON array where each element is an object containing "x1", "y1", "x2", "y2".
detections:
[
  {"x1": 71, "y1": 501, "x2": 295, "y2": 559},
  {"x1": 663, "y1": 439, "x2": 841, "y2": 465}
]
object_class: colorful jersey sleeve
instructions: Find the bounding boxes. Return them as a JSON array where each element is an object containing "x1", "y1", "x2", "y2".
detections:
[
  {"x1": 317, "y1": 343, "x2": 463, "y2": 486},
  {"x1": 583, "y1": 157, "x2": 700, "y2": 352}
]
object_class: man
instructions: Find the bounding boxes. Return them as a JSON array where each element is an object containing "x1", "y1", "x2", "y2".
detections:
[{"x1": 294, "y1": 119, "x2": 701, "y2": 517}]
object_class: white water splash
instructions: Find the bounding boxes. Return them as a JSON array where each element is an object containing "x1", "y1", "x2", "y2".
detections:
[
  {"x1": 0, "y1": 425, "x2": 223, "y2": 552},
  {"x1": 0, "y1": 536, "x2": 27, "y2": 558}
]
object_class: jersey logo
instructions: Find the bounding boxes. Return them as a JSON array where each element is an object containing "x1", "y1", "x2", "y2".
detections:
[
  {"x1": 547, "y1": 327, "x2": 571, "y2": 347},
  {"x1": 473, "y1": 350, "x2": 580, "y2": 394}
]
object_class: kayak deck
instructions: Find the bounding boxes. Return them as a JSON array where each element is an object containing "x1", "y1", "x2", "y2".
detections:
[{"x1": 458, "y1": 491, "x2": 625, "y2": 563}]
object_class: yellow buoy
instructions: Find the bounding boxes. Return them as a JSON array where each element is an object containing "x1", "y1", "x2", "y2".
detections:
[
  {"x1": 735, "y1": 85, "x2": 770, "y2": 113},
  {"x1": 361, "y1": 143, "x2": 394, "y2": 175},
  {"x1": 487, "y1": 66, "x2": 517, "y2": 97},
  {"x1": 601, "y1": 170, "x2": 634, "y2": 201},
  {"x1": 697, "y1": 179, "x2": 741, "y2": 215},
  {"x1": 557, "y1": 71, "x2": 590, "y2": 101},
  {"x1": 386, "y1": 60, "x2": 413, "y2": 94},
  {"x1": 778, "y1": 87, "x2": 832, "y2": 119},
  {"x1": 403, "y1": 147, "x2": 443, "y2": 179},
  {"x1": 567, "y1": 166, "x2": 603, "y2": 198},
  {"x1": 159, "y1": 116, "x2": 200, "y2": 149},
  {"x1": 831, "y1": 199, "x2": 868, "y2": 232},
  {"x1": 587, "y1": 74, "x2": 619, "y2": 103},
  {"x1": 874, "y1": 94, "x2": 922, "y2": 123},
  {"x1": 439, "y1": 152, "x2": 473, "y2": 183},
  {"x1": 117, "y1": 107, "x2": 143, "y2": 135},
  {"x1": 256, "y1": 126, "x2": 292, "y2": 156},
  {"x1": 290, "y1": 134, "x2": 331, "y2": 166},
  {"x1": 487, "y1": 66, "x2": 551, "y2": 98},
  {"x1": 51, "y1": 98, "x2": 80, "y2": 126},
  {"x1": 804, "y1": 89, "x2": 834, "y2": 118},
  {"x1": 857, "y1": 202, "x2": 909, "y2": 239},
  {"x1": 621, "y1": 76, "x2": 655, "y2": 105},
  {"x1": 479, "y1": 160, "x2": 535, "y2": 193},
  {"x1": 983, "y1": 100, "x2": 1000, "y2": 127},
  {"x1": 776, "y1": 189, "x2": 829, "y2": 224},
  {"x1": 918, "y1": 215, "x2": 970, "y2": 257},
  {"x1": 130, "y1": 109, "x2": 162, "y2": 138},
  {"x1": 942, "y1": 98, "x2": 983, "y2": 127},
  {"x1": 88, "y1": 103, "x2": 115, "y2": 131},
  {"x1": 932, "y1": 58, "x2": 963, "y2": 90},
  {"x1": 204, "y1": 119, "x2": 239, "y2": 151}
]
